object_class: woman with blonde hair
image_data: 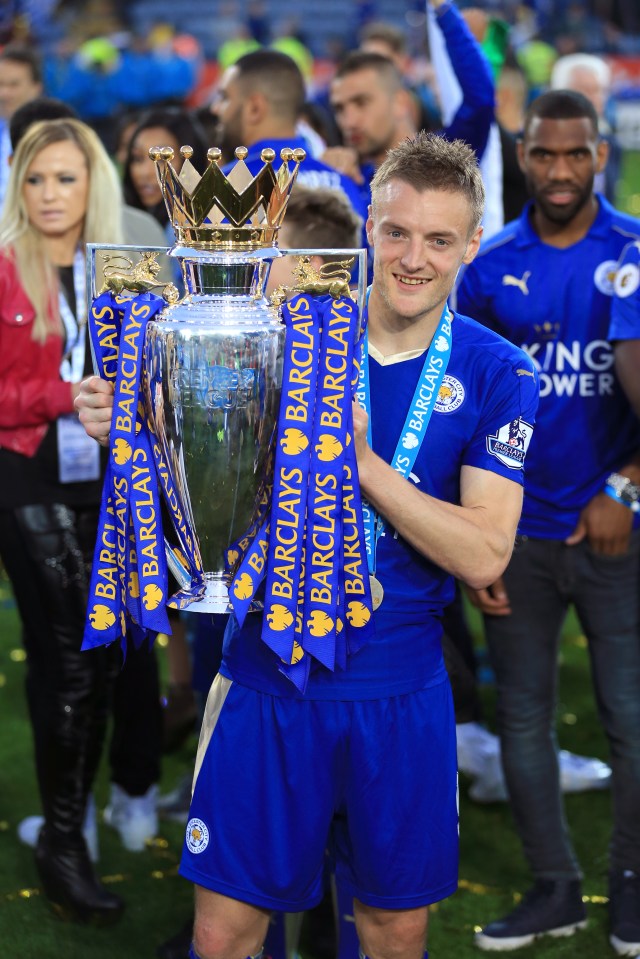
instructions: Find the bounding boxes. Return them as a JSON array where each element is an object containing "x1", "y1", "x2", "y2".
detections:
[{"x1": 0, "y1": 118, "x2": 124, "y2": 923}]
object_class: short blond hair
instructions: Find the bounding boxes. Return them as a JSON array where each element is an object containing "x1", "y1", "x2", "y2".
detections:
[{"x1": 371, "y1": 130, "x2": 485, "y2": 233}]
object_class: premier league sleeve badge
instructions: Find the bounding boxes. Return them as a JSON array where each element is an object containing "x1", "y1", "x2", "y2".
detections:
[{"x1": 486, "y1": 417, "x2": 534, "y2": 470}]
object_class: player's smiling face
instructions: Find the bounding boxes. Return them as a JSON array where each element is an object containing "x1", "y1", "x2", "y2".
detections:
[
  {"x1": 367, "y1": 179, "x2": 481, "y2": 325},
  {"x1": 519, "y1": 116, "x2": 607, "y2": 226}
]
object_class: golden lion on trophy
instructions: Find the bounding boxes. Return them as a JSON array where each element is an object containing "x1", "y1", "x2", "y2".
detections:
[{"x1": 271, "y1": 255, "x2": 355, "y2": 305}]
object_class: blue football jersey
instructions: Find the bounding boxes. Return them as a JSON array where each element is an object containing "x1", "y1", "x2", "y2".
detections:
[
  {"x1": 610, "y1": 239, "x2": 640, "y2": 341},
  {"x1": 220, "y1": 311, "x2": 538, "y2": 700},
  {"x1": 457, "y1": 197, "x2": 640, "y2": 539}
]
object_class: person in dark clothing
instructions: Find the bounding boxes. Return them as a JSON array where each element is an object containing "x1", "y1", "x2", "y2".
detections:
[{"x1": 0, "y1": 117, "x2": 124, "y2": 923}]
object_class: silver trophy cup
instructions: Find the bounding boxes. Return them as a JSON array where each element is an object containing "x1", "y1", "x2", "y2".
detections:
[
  {"x1": 144, "y1": 248, "x2": 284, "y2": 612},
  {"x1": 90, "y1": 145, "x2": 365, "y2": 614}
]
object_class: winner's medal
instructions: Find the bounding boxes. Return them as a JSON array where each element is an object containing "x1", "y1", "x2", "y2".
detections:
[{"x1": 369, "y1": 574, "x2": 384, "y2": 611}]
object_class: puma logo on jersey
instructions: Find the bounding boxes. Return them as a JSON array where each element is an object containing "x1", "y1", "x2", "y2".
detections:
[{"x1": 502, "y1": 271, "x2": 531, "y2": 295}]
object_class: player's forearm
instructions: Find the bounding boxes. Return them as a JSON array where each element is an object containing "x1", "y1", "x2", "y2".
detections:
[{"x1": 357, "y1": 447, "x2": 515, "y2": 589}]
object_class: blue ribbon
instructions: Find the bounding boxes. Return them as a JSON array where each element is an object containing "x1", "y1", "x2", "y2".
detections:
[
  {"x1": 259, "y1": 293, "x2": 321, "y2": 661},
  {"x1": 228, "y1": 290, "x2": 374, "y2": 694},
  {"x1": 357, "y1": 303, "x2": 453, "y2": 576},
  {"x1": 150, "y1": 436, "x2": 204, "y2": 609},
  {"x1": 83, "y1": 292, "x2": 170, "y2": 653},
  {"x1": 301, "y1": 296, "x2": 356, "y2": 670}
]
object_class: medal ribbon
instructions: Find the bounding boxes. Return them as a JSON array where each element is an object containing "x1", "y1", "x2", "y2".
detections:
[
  {"x1": 357, "y1": 303, "x2": 453, "y2": 573},
  {"x1": 58, "y1": 249, "x2": 87, "y2": 383}
]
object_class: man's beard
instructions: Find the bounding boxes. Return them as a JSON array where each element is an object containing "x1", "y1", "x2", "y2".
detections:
[{"x1": 528, "y1": 174, "x2": 595, "y2": 225}]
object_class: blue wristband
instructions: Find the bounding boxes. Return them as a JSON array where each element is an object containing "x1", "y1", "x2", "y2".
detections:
[{"x1": 604, "y1": 483, "x2": 640, "y2": 512}]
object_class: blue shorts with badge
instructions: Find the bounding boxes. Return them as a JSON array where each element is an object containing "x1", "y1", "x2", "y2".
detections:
[{"x1": 180, "y1": 675, "x2": 458, "y2": 911}]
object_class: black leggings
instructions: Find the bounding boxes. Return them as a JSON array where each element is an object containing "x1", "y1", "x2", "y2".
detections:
[
  {"x1": 0, "y1": 503, "x2": 162, "y2": 834},
  {"x1": 0, "y1": 504, "x2": 115, "y2": 838}
]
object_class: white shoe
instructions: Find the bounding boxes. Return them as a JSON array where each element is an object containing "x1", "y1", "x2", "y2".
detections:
[
  {"x1": 468, "y1": 762, "x2": 508, "y2": 803},
  {"x1": 17, "y1": 793, "x2": 99, "y2": 862},
  {"x1": 458, "y1": 723, "x2": 612, "y2": 803},
  {"x1": 558, "y1": 750, "x2": 611, "y2": 792},
  {"x1": 103, "y1": 783, "x2": 158, "y2": 852},
  {"x1": 456, "y1": 722, "x2": 501, "y2": 779}
]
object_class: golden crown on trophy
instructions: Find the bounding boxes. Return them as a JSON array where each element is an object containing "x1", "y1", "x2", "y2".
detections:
[{"x1": 149, "y1": 144, "x2": 306, "y2": 250}]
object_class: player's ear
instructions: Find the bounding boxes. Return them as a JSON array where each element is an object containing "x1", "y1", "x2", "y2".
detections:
[
  {"x1": 595, "y1": 136, "x2": 609, "y2": 174},
  {"x1": 462, "y1": 225, "x2": 483, "y2": 264},
  {"x1": 365, "y1": 205, "x2": 374, "y2": 246}
]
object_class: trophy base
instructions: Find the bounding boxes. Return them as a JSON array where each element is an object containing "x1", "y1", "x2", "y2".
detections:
[{"x1": 172, "y1": 573, "x2": 264, "y2": 615}]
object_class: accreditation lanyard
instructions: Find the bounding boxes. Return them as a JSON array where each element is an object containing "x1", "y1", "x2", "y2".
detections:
[
  {"x1": 59, "y1": 249, "x2": 87, "y2": 383},
  {"x1": 357, "y1": 301, "x2": 453, "y2": 576}
]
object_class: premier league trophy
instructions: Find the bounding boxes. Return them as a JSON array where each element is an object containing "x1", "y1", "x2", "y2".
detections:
[
  {"x1": 85, "y1": 143, "x2": 372, "y2": 689},
  {"x1": 87, "y1": 144, "x2": 366, "y2": 620},
  {"x1": 142, "y1": 144, "x2": 303, "y2": 612}
]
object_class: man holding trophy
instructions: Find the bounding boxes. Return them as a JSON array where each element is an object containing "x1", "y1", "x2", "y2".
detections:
[{"x1": 77, "y1": 131, "x2": 538, "y2": 959}]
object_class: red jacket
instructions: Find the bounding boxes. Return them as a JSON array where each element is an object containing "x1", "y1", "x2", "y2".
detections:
[{"x1": 0, "y1": 250, "x2": 75, "y2": 457}]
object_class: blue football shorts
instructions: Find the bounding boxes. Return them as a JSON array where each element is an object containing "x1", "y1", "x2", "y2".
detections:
[{"x1": 180, "y1": 674, "x2": 458, "y2": 911}]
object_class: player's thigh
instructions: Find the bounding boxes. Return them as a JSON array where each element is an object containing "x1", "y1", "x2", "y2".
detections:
[
  {"x1": 337, "y1": 681, "x2": 458, "y2": 908},
  {"x1": 182, "y1": 677, "x2": 346, "y2": 910}
]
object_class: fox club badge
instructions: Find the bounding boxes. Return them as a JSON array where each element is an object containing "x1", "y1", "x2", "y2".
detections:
[{"x1": 186, "y1": 818, "x2": 210, "y2": 854}]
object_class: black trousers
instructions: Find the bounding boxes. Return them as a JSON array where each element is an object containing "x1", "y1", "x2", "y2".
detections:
[
  {"x1": 0, "y1": 504, "x2": 115, "y2": 838},
  {"x1": 0, "y1": 503, "x2": 161, "y2": 835}
]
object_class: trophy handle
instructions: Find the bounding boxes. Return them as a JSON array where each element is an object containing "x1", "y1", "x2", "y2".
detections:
[{"x1": 270, "y1": 254, "x2": 356, "y2": 307}]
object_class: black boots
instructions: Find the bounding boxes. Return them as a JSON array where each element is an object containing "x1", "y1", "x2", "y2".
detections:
[
  {"x1": 35, "y1": 827, "x2": 124, "y2": 925},
  {"x1": 10, "y1": 504, "x2": 123, "y2": 923}
]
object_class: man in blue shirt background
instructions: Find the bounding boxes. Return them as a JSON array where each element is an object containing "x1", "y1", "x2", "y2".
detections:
[
  {"x1": 326, "y1": 0, "x2": 494, "y2": 195},
  {"x1": 211, "y1": 49, "x2": 369, "y2": 230},
  {"x1": 458, "y1": 89, "x2": 640, "y2": 957}
]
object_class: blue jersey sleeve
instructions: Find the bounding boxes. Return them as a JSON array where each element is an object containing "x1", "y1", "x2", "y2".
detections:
[
  {"x1": 610, "y1": 240, "x2": 640, "y2": 342},
  {"x1": 462, "y1": 354, "x2": 539, "y2": 485},
  {"x1": 436, "y1": 3, "x2": 495, "y2": 159}
]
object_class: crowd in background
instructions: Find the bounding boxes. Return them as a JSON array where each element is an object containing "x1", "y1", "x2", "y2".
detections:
[{"x1": 2, "y1": 0, "x2": 640, "y2": 155}]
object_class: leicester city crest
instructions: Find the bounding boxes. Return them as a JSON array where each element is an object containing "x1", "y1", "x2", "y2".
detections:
[
  {"x1": 434, "y1": 375, "x2": 465, "y2": 414},
  {"x1": 186, "y1": 817, "x2": 210, "y2": 854}
]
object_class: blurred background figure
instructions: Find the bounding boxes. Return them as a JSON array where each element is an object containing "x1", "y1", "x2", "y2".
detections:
[
  {"x1": 122, "y1": 106, "x2": 208, "y2": 238},
  {"x1": 0, "y1": 46, "x2": 43, "y2": 209},
  {"x1": 9, "y1": 97, "x2": 168, "y2": 257},
  {"x1": 211, "y1": 49, "x2": 366, "y2": 216},
  {"x1": 550, "y1": 52, "x2": 622, "y2": 204},
  {"x1": 359, "y1": 20, "x2": 441, "y2": 132},
  {"x1": 494, "y1": 60, "x2": 530, "y2": 222},
  {"x1": 0, "y1": 117, "x2": 124, "y2": 924}
]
